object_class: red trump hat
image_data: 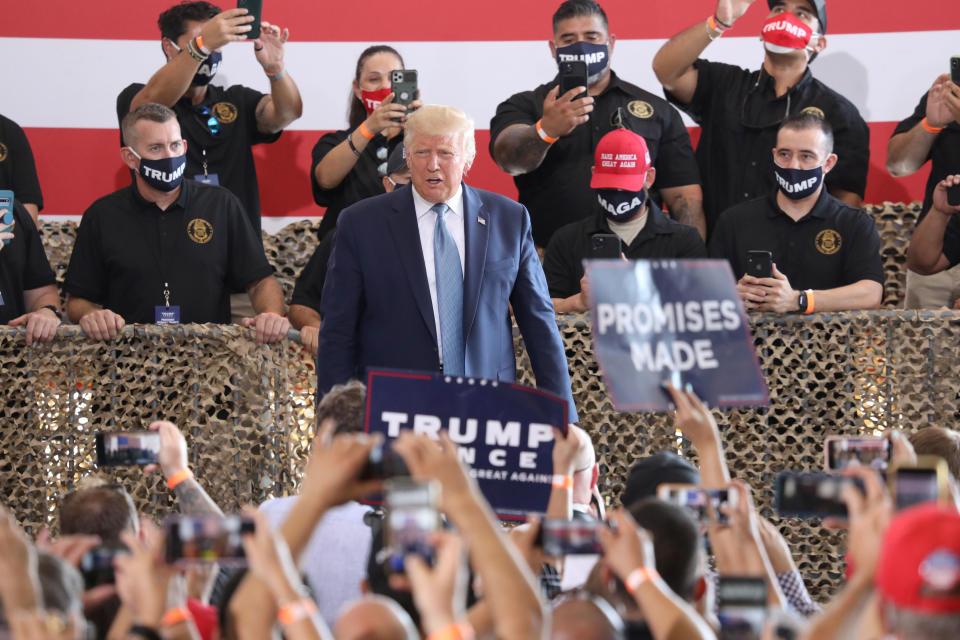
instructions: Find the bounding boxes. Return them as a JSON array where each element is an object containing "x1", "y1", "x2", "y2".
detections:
[{"x1": 590, "y1": 128, "x2": 652, "y2": 192}]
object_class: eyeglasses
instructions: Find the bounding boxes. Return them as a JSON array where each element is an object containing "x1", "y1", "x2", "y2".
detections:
[{"x1": 194, "y1": 105, "x2": 221, "y2": 136}]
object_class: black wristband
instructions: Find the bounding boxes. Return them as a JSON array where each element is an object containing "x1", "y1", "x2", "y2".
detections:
[
  {"x1": 346, "y1": 132, "x2": 362, "y2": 158},
  {"x1": 129, "y1": 625, "x2": 163, "y2": 640},
  {"x1": 40, "y1": 304, "x2": 63, "y2": 320},
  {"x1": 714, "y1": 13, "x2": 733, "y2": 29}
]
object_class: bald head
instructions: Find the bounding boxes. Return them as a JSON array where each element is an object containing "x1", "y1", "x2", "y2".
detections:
[
  {"x1": 551, "y1": 596, "x2": 625, "y2": 640},
  {"x1": 334, "y1": 596, "x2": 419, "y2": 640}
]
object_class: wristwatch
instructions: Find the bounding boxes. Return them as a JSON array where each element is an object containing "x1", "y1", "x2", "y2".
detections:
[
  {"x1": 40, "y1": 304, "x2": 63, "y2": 320},
  {"x1": 797, "y1": 290, "x2": 808, "y2": 314}
]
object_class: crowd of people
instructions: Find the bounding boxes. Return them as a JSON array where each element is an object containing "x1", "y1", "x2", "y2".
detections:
[{"x1": 2, "y1": 0, "x2": 960, "y2": 638}]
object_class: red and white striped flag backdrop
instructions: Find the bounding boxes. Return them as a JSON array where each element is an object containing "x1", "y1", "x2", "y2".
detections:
[{"x1": 2, "y1": 0, "x2": 957, "y2": 231}]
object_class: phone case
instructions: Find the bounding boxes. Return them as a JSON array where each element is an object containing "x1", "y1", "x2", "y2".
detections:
[
  {"x1": 237, "y1": 0, "x2": 262, "y2": 39},
  {"x1": 391, "y1": 70, "x2": 418, "y2": 107},
  {"x1": 559, "y1": 61, "x2": 588, "y2": 99}
]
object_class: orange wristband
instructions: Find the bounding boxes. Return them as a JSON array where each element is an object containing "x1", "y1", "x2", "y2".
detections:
[
  {"x1": 427, "y1": 622, "x2": 475, "y2": 640},
  {"x1": 536, "y1": 119, "x2": 558, "y2": 144},
  {"x1": 166, "y1": 468, "x2": 194, "y2": 490},
  {"x1": 278, "y1": 598, "x2": 318, "y2": 626},
  {"x1": 264, "y1": 311, "x2": 283, "y2": 317},
  {"x1": 624, "y1": 567, "x2": 659, "y2": 594},
  {"x1": 358, "y1": 121, "x2": 375, "y2": 140},
  {"x1": 194, "y1": 35, "x2": 208, "y2": 54},
  {"x1": 921, "y1": 117, "x2": 944, "y2": 134},
  {"x1": 552, "y1": 474, "x2": 573, "y2": 489},
  {"x1": 161, "y1": 608, "x2": 193, "y2": 626},
  {"x1": 803, "y1": 289, "x2": 815, "y2": 314},
  {"x1": 706, "y1": 15, "x2": 728, "y2": 32}
]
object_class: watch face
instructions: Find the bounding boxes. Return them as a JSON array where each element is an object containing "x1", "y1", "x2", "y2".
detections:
[{"x1": 797, "y1": 291, "x2": 807, "y2": 312}]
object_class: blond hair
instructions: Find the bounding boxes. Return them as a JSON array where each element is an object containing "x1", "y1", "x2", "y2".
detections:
[{"x1": 404, "y1": 105, "x2": 476, "y2": 167}]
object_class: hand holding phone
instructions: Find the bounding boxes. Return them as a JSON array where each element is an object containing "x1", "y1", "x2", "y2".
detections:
[
  {"x1": 774, "y1": 472, "x2": 864, "y2": 519},
  {"x1": 559, "y1": 60, "x2": 588, "y2": 101},
  {"x1": 237, "y1": 0, "x2": 262, "y2": 39},
  {"x1": 824, "y1": 436, "x2": 891, "y2": 471},
  {"x1": 657, "y1": 484, "x2": 737, "y2": 525},
  {"x1": 164, "y1": 515, "x2": 255, "y2": 566},
  {"x1": 96, "y1": 431, "x2": 161, "y2": 467},
  {"x1": 889, "y1": 455, "x2": 950, "y2": 511},
  {"x1": 383, "y1": 479, "x2": 441, "y2": 574},
  {"x1": 589, "y1": 233, "x2": 622, "y2": 259},
  {"x1": 745, "y1": 250, "x2": 773, "y2": 279}
]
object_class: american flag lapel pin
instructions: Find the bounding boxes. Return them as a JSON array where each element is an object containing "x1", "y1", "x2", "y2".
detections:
[{"x1": 478, "y1": 216, "x2": 486, "y2": 226}]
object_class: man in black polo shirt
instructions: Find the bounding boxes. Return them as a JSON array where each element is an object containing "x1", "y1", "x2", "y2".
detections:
[
  {"x1": 64, "y1": 103, "x2": 288, "y2": 343},
  {"x1": 0, "y1": 114, "x2": 44, "y2": 225},
  {"x1": 906, "y1": 174, "x2": 960, "y2": 284},
  {"x1": 709, "y1": 113, "x2": 882, "y2": 313},
  {"x1": 653, "y1": 0, "x2": 869, "y2": 235},
  {"x1": 116, "y1": 1, "x2": 303, "y2": 235},
  {"x1": 0, "y1": 199, "x2": 61, "y2": 344},
  {"x1": 490, "y1": 0, "x2": 704, "y2": 246},
  {"x1": 544, "y1": 128, "x2": 705, "y2": 313},
  {"x1": 888, "y1": 73, "x2": 960, "y2": 308},
  {"x1": 289, "y1": 145, "x2": 412, "y2": 354}
]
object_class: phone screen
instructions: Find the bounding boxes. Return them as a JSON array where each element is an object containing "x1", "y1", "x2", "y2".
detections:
[
  {"x1": 384, "y1": 480, "x2": 440, "y2": 573},
  {"x1": 95, "y1": 431, "x2": 161, "y2": 467},
  {"x1": 717, "y1": 576, "x2": 766, "y2": 640},
  {"x1": 164, "y1": 515, "x2": 254, "y2": 566},
  {"x1": 775, "y1": 472, "x2": 861, "y2": 519},
  {"x1": 80, "y1": 544, "x2": 128, "y2": 589},
  {"x1": 541, "y1": 519, "x2": 606, "y2": 556},
  {"x1": 894, "y1": 468, "x2": 940, "y2": 510},
  {"x1": 825, "y1": 437, "x2": 891, "y2": 471},
  {"x1": 658, "y1": 486, "x2": 736, "y2": 525},
  {"x1": 0, "y1": 190, "x2": 14, "y2": 246}
]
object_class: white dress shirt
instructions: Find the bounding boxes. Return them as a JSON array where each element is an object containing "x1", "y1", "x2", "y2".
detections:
[{"x1": 412, "y1": 185, "x2": 466, "y2": 360}]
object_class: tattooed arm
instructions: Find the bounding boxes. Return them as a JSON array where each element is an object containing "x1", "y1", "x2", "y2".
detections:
[
  {"x1": 661, "y1": 184, "x2": 706, "y2": 240},
  {"x1": 146, "y1": 421, "x2": 223, "y2": 516},
  {"x1": 491, "y1": 124, "x2": 554, "y2": 175}
]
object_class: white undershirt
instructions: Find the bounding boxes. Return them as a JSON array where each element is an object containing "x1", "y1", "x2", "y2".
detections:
[
  {"x1": 413, "y1": 185, "x2": 466, "y2": 360},
  {"x1": 607, "y1": 209, "x2": 648, "y2": 246}
]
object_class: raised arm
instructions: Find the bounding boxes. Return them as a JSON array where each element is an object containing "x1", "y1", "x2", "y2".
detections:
[
  {"x1": 907, "y1": 175, "x2": 960, "y2": 275},
  {"x1": 887, "y1": 75, "x2": 959, "y2": 177}
]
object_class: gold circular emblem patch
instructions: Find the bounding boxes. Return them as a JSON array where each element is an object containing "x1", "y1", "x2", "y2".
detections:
[
  {"x1": 187, "y1": 218, "x2": 214, "y2": 244},
  {"x1": 0, "y1": 142, "x2": 7, "y2": 162},
  {"x1": 800, "y1": 106, "x2": 826, "y2": 120},
  {"x1": 627, "y1": 100, "x2": 654, "y2": 119},
  {"x1": 212, "y1": 102, "x2": 238, "y2": 124},
  {"x1": 815, "y1": 229, "x2": 841, "y2": 255}
]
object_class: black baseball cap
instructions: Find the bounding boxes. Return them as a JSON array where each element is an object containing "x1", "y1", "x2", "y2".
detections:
[
  {"x1": 620, "y1": 451, "x2": 701, "y2": 508},
  {"x1": 386, "y1": 145, "x2": 407, "y2": 176},
  {"x1": 767, "y1": 0, "x2": 827, "y2": 34}
]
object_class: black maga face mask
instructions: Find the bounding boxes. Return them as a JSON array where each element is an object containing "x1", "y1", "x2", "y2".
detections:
[
  {"x1": 774, "y1": 164, "x2": 823, "y2": 200},
  {"x1": 596, "y1": 189, "x2": 646, "y2": 222}
]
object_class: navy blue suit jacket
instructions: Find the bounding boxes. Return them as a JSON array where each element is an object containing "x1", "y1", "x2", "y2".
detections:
[{"x1": 316, "y1": 183, "x2": 577, "y2": 421}]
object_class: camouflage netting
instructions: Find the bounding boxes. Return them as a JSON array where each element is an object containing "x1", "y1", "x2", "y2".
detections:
[{"x1": 3, "y1": 203, "x2": 951, "y2": 603}]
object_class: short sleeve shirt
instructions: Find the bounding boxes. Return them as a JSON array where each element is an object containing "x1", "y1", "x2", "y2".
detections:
[
  {"x1": 0, "y1": 200, "x2": 56, "y2": 323},
  {"x1": 708, "y1": 190, "x2": 883, "y2": 290},
  {"x1": 291, "y1": 229, "x2": 336, "y2": 313},
  {"x1": 543, "y1": 202, "x2": 706, "y2": 299},
  {"x1": 117, "y1": 83, "x2": 280, "y2": 234},
  {"x1": 490, "y1": 71, "x2": 700, "y2": 247},
  {"x1": 310, "y1": 130, "x2": 402, "y2": 240},
  {"x1": 64, "y1": 180, "x2": 274, "y2": 324},
  {"x1": 0, "y1": 115, "x2": 43, "y2": 211},
  {"x1": 666, "y1": 61, "x2": 870, "y2": 233}
]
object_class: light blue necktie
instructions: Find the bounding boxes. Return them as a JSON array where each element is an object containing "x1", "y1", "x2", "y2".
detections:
[{"x1": 432, "y1": 203, "x2": 464, "y2": 376}]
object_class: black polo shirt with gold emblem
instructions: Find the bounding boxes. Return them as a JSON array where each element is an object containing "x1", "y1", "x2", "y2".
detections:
[
  {"x1": 707, "y1": 189, "x2": 882, "y2": 290},
  {"x1": 0, "y1": 201, "x2": 56, "y2": 324},
  {"x1": 543, "y1": 201, "x2": 706, "y2": 299},
  {"x1": 64, "y1": 180, "x2": 274, "y2": 324},
  {"x1": 490, "y1": 71, "x2": 700, "y2": 247},
  {"x1": 0, "y1": 114, "x2": 43, "y2": 211},
  {"x1": 666, "y1": 61, "x2": 869, "y2": 234},
  {"x1": 117, "y1": 84, "x2": 280, "y2": 234}
]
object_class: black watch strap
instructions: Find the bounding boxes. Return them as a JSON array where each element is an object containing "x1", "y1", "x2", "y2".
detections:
[
  {"x1": 129, "y1": 626, "x2": 163, "y2": 640},
  {"x1": 40, "y1": 304, "x2": 63, "y2": 320},
  {"x1": 797, "y1": 290, "x2": 808, "y2": 314}
]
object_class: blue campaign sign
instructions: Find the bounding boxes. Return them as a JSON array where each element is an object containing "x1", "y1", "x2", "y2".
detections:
[
  {"x1": 585, "y1": 259, "x2": 768, "y2": 411},
  {"x1": 364, "y1": 370, "x2": 569, "y2": 520}
]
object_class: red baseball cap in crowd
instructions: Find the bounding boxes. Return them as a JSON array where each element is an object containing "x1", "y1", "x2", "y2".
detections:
[
  {"x1": 875, "y1": 503, "x2": 960, "y2": 614},
  {"x1": 590, "y1": 128, "x2": 652, "y2": 192}
]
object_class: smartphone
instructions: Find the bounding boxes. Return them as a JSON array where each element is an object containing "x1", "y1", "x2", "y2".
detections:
[
  {"x1": 391, "y1": 70, "x2": 418, "y2": 109},
  {"x1": 540, "y1": 519, "x2": 611, "y2": 556},
  {"x1": 164, "y1": 515, "x2": 254, "y2": 566},
  {"x1": 823, "y1": 436, "x2": 891, "y2": 471},
  {"x1": 237, "y1": 0, "x2": 262, "y2": 40},
  {"x1": 383, "y1": 478, "x2": 441, "y2": 573},
  {"x1": 359, "y1": 441, "x2": 409, "y2": 481},
  {"x1": 95, "y1": 430, "x2": 161, "y2": 467},
  {"x1": 559, "y1": 60, "x2": 588, "y2": 101},
  {"x1": 745, "y1": 250, "x2": 773, "y2": 279},
  {"x1": 657, "y1": 484, "x2": 737, "y2": 525},
  {"x1": 717, "y1": 576, "x2": 767, "y2": 640},
  {"x1": 79, "y1": 543, "x2": 128, "y2": 589},
  {"x1": 0, "y1": 190, "x2": 14, "y2": 246},
  {"x1": 589, "y1": 233, "x2": 622, "y2": 259},
  {"x1": 889, "y1": 455, "x2": 950, "y2": 511},
  {"x1": 774, "y1": 472, "x2": 864, "y2": 519},
  {"x1": 947, "y1": 183, "x2": 960, "y2": 208},
  {"x1": 951, "y1": 56, "x2": 960, "y2": 86}
]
